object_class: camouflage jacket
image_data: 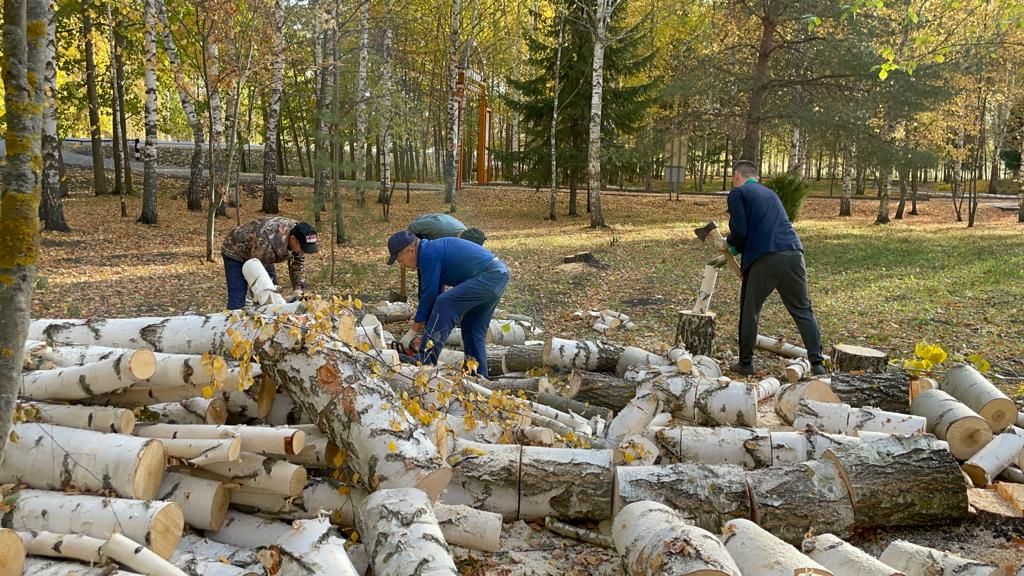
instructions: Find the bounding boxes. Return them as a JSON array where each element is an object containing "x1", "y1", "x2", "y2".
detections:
[{"x1": 221, "y1": 217, "x2": 306, "y2": 289}]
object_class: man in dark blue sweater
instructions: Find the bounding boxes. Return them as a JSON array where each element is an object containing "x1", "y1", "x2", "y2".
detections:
[
  {"x1": 723, "y1": 160, "x2": 826, "y2": 376},
  {"x1": 386, "y1": 231, "x2": 509, "y2": 378}
]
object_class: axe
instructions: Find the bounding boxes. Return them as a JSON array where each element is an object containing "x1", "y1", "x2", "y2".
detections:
[{"x1": 694, "y1": 221, "x2": 742, "y2": 279}]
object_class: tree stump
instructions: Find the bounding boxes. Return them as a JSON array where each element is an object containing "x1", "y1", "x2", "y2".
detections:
[
  {"x1": 674, "y1": 310, "x2": 715, "y2": 356},
  {"x1": 831, "y1": 344, "x2": 889, "y2": 373}
]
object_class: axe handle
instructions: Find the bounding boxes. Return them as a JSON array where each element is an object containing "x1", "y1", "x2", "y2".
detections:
[{"x1": 707, "y1": 228, "x2": 743, "y2": 279}]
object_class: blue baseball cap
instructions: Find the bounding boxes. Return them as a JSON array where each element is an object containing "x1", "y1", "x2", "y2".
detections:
[{"x1": 387, "y1": 231, "x2": 416, "y2": 265}]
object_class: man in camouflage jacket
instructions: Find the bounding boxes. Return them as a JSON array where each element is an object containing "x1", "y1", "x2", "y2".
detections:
[{"x1": 221, "y1": 217, "x2": 319, "y2": 309}]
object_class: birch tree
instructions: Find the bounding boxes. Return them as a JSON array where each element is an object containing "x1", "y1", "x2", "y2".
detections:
[
  {"x1": 261, "y1": 0, "x2": 285, "y2": 214},
  {"x1": 155, "y1": 0, "x2": 207, "y2": 212},
  {"x1": 138, "y1": 0, "x2": 160, "y2": 225},
  {"x1": 548, "y1": 13, "x2": 564, "y2": 221},
  {"x1": 379, "y1": 3, "x2": 395, "y2": 205},
  {"x1": 1, "y1": 0, "x2": 48, "y2": 463},
  {"x1": 354, "y1": 0, "x2": 368, "y2": 207},
  {"x1": 39, "y1": 0, "x2": 68, "y2": 231},
  {"x1": 82, "y1": 0, "x2": 108, "y2": 196},
  {"x1": 312, "y1": 2, "x2": 334, "y2": 224},
  {"x1": 107, "y1": 2, "x2": 124, "y2": 208},
  {"x1": 444, "y1": 0, "x2": 462, "y2": 211}
]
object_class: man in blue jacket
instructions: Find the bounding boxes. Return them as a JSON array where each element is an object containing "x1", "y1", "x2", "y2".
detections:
[
  {"x1": 386, "y1": 230, "x2": 509, "y2": 378},
  {"x1": 723, "y1": 160, "x2": 826, "y2": 377}
]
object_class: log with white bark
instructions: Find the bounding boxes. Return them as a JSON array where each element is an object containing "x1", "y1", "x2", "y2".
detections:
[
  {"x1": 432, "y1": 503, "x2": 502, "y2": 552},
  {"x1": 822, "y1": 434, "x2": 968, "y2": 528},
  {"x1": 941, "y1": 364, "x2": 1017, "y2": 431},
  {"x1": 691, "y1": 264, "x2": 720, "y2": 316},
  {"x1": 252, "y1": 517, "x2": 359, "y2": 576},
  {"x1": 648, "y1": 374, "x2": 701, "y2": 421},
  {"x1": 615, "y1": 346, "x2": 670, "y2": 378},
  {"x1": 23, "y1": 401, "x2": 136, "y2": 434},
  {"x1": 102, "y1": 533, "x2": 187, "y2": 576},
  {"x1": 356, "y1": 488, "x2": 458, "y2": 576},
  {"x1": 519, "y1": 445, "x2": 614, "y2": 520},
  {"x1": 2, "y1": 489, "x2": 184, "y2": 559},
  {"x1": 845, "y1": 405, "x2": 926, "y2": 436},
  {"x1": 666, "y1": 347, "x2": 693, "y2": 373},
  {"x1": 910, "y1": 389, "x2": 993, "y2": 459},
  {"x1": 801, "y1": 533, "x2": 903, "y2": 576},
  {"x1": 674, "y1": 310, "x2": 715, "y2": 357},
  {"x1": 22, "y1": 558, "x2": 112, "y2": 576},
  {"x1": 830, "y1": 371, "x2": 910, "y2": 413},
  {"x1": 170, "y1": 553, "x2": 261, "y2": 576},
  {"x1": 614, "y1": 435, "x2": 660, "y2": 467},
  {"x1": 721, "y1": 518, "x2": 833, "y2": 576},
  {"x1": 285, "y1": 433, "x2": 340, "y2": 469},
  {"x1": 543, "y1": 337, "x2": 624, "y2": 372},
  {"x1": 95, "y1": 385, "x2": 214, "y2": 407},
  {"x1": 196, "y1": 452, "x2": 307, "y2": 496},
  {"x1": 157, "y1": 472, "x2": 229, "y2": 531},
  {"x1": 532, "y1": 391, "x2": 613, "y2": 422},
  {"x1": 831, "y1": 344, "x2": 889, "y2": 373},
  {"x1": 501, "y1": 344, "x2": 544, "y2": 373},
  {"x1": 134, "y1": 424, "x2": 304, "y2": 456},
  {"x1": 775, "y1": 380, "x2": 841, "y2": 424},
  {"x1": 1000, "y1": 466, "x2": 1024, "y2": 484},
  {"x1": 487, "y1": 320, "x2": 527, "y2": 346},
  {"x1": 754, "y1": 377, "x2": 782, "y2": 402},
  {"x1": 545, "y1": 516, "x2": 614, "y2": 548},
  {"x1": 263, "y1": 392, "x2": 311, "y2": 426},
  {"x1": 909, "y1": 377, "x2": 938, "y2": 405},
  {"x1": 20, "y1": 350, "x2": 157, "y2": 400},
  {"x1": 355, "y1": 313, "x2": 386, "y2": 350},
  {"x1": 174, "y1": 534, "x2": 260, "y2": 570},
  {"x1": 205, "y1": 510, "x2": 296, "y2": 548},
  {"x1": 161, "y1": 436, "x2": 241, "y2": 466},
  {"x1": 0, "y1": 529, "x2": 26, "y2": 576},
  {"x1": 485, "y1": 375, "x2": 555, "y2": 395},
  {"x1": 24, "y1": 343, "x2": 229, "y2": 390},
  {"x1": 878, "y1": 540, "x2": 998, "y2": 576},
  {"x1": 794, "y1": 399, "x2": 852, "y2": 435},
  {"x1": 516, "y1": 425, "x2": 557, "y2": 446},
  {"x1": 693, "y1": 379, "x2": 757, "y2": 427},
  {"x1": 785, "y1": 358, "x2": 812, "y2": 382},
  {"x1": 442, "y1": 440, "x2": 521, "y2": 519},
  {"x1": 656, "y1": 425, "x2": 772, "y2": 469},
  {"x1": 691, "y1": 355, "x2": 723, "y2": 379},
  {"x1": 146, "y1": 396, "x2": 228, "y2": 425},
  {"x1": 242, "y1": 258, "x2": 285, "y2": 306},
  {"x1": 0, "y1": 424, "x2": 165, "y2": 500},
  {"x1": 231, "y1": 478, "x2": 365, "y2": 527},
  {"x1": 570, "y1": 370, "x2": 639, "y2": 411},
  {"x1": 962, "y1": 429, "x2": 1024, "y2": 487},
  {"x1": 606, "y1": 384, "x2": 661, "y2": 442},
  {"x1": 612, "y1": 500, "x2": 741, "y2": 576},
  {"x1": 755, "y1": 335, "x2": 818, "y2": 360},
  {"x1": 19, "y1": 531, "x2": 105, "y2": 563},
  {"x1": 613, "y1": 463, "x2": 752, "y2": 532},
  {"x1": 747, "y1": 459, "x2": 855, "y2": 544},
  {"x1": 370, "y1": 300, "x2": 414, "y2": 323}
]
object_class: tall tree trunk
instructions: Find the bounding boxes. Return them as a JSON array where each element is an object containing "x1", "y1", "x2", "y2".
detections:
[
  {"x1": 40, "y1": 0, "x2": 69, "y2": 231},
  {"x1": 839, "y1": 143, "x2": 853, "y2": 217},
  {"x1": 989, "y1": 98, "x2": 1008, "y2": 195},
  {"x1": 910, "y1": 166, "x2": 919, "y2": 215},
  {"x1": 287, "y1": 105, "x2": 306, "y2": 177},
  {"x1": 787, "y1": 126, "x2": 802, "y2": 175},
  {"x1": 205, "y1": 44, "x2": 224, "y2": 261},
  {"x1": 444, "y1": 0, "x2": 462, "y2": 210},
  {"x1": 114, "y1": 22, "x2": 133, "y2": 199},
  {"x1": 137, "y1": 0, "x2": 159, "y2": 225},
  {"x1": 855, "y1": 157, "x2": 865, "y2": 196},
  {"x1": 548, "y1": 14, "x2": 563, "y2": 221},
  {"x1": 107, "y1": 2, "x2": 123, "y2": 201},
  {"x1": 313, "y1": 22, "x2": 332, "y2": 224},
  {"x1": 354, "y1": 0, "x2": 368, "y2": 207},
  {"x1": 332, "y1": 13, "x2": 344, "y2": 245},
  {"x1": 83, "y1": 0, "x2": 108, "y2": 196},
  {"x1": 378, "y1": 10, "x2": 394, "y2": 205},
  {"x1": 154, "y1": 0, "x2": 205, "y2": 212},
  {"x1": 1, "y1": 0, "x2": 47, "y2": 463},
  {"x1": 875, "y1": 164, "x2": 890, "y2": 225},
  {"x1": 587, "y1": 0, "x2": 611, "y2": 228},
  {"x1": 568, "y1": 172, "x2": 578, "y2": 216},
  {"x1": 261, "y1": 0, "x2": 285, "y2": 214},
  {"x1": 895, "y1": 164, "x2": 909, "y2": 219},
  {"x1": 741, "y1": 7, "x2": 777, "y2": 161},
  {"x1": 952, "y1": 126, "x2": 964, "y2": 222}
]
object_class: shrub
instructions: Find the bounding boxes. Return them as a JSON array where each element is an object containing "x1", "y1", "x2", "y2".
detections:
[{"x1": 764, "y1": 173, "x2": 809, "y2": 222}]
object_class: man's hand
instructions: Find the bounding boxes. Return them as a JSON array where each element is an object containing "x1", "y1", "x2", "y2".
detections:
[
  {"x1": 714, "y1": 236, "x2": 730, "y2": 253},
  {"x1": 411, "y1": 321, "x2": 425, "y2": 332}
]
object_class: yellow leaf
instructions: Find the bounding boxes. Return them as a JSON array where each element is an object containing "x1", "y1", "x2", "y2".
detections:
[
  {"x1": 332, "y1": 452, "x2": 344, "y2": 467},
  {"x1": 390, "y1": 419, "x2": 402, "y2": 432},
  {"x1": 623, "y1": 450, "x2": 635, "y2": 463},
  {"x1": 201, "y1": 386, "x2": 214, "y2": 399},
  {"x1": 218, "y1": 556, "x2": 230, "y2": 564},
  {"x1": 349, "y1": 530, "x2": 359, "y2": 543},
  {"x1": 337, "y1": 485, "x2": 350, "y2": 496},
  {"x1": 358, "y1": 342, "x2": 370, "y2": 353},
  {"x1": 387, "y1": 440, "x2": 398, "y2": 453},
  {"x1": 354, "y1": 298, "x2": 363, "y2": 310},
  {"x1": 8, "y1": 431, "x2": 18, "y2": 444}
]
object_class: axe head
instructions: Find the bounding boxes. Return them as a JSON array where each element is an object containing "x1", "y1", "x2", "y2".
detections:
[{"x1": 694, "y1": 221, "x2": 719, "y2": 242}]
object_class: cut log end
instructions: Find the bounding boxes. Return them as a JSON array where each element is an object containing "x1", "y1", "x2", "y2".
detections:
[
  {"x1": 149, "y1": 501, "x2": 186, "y2": 560},
  {"x1": 416, "y1": 466, "x2": 454, "y2": 502},
  {"x1": 133, "y1": 440, "x2": 168, "y2": 501},
  {"x1": 0, "y1": 529, "x2": 26, "y2": 576},
  {"x1": 947, "y1": 415, "x2": 995, "y2": 461},
  {"x1": 128, "y1": 349, "x2": 158, "y2": 380}
]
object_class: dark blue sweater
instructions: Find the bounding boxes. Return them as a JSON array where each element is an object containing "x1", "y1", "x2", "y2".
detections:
[
  {"x1": 414, "y1": 237, "x2": 498, "y2": 323},
  {"x1": 726, "y1": 180, "x2": 803, "y2": 273}
]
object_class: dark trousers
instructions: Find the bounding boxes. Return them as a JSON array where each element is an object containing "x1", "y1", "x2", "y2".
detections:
[
  {"x1": 418, "y1": 260, "x2": 509, "y2": 378},
  {"x1": 738, "y1": 250, "x2": 824, "y2": 365},
  {"x1": 224, "y1": 257, "x2": 277, "y2": 310}
]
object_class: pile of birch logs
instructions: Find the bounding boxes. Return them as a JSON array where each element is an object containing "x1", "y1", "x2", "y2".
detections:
[{"x1": 5, "y1": 262, "x2": 1014, "y2": 575}]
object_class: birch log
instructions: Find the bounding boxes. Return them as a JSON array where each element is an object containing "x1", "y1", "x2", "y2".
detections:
[
  {"x1": 845, "y1": 405, "x2": 926, "y2": 436},
  {"x1": 606, "y1": 384, "x2": 661, "y2": 442},
  {"x1": 174, "y1": 534, "x2": 260, "y2": 569},
  {"x1": 879, "y1": 541, "x2": 998, "y2": 576},
  {"x1": 612, "y1": 501, "x2": 741, "y2": 576},
  {"x1": 432, "y1": 503, "x2": 502, "y2": 552},
  {"x1": 830, "y1": 371, "x2": 910, "y2": 413},
  {"x1": 443, "y1": 440, "x2": 521, "y2": 519},
  {"x1": 910, "y1": 389, "x2": 992, "y2": 459},
  {"x1": 146, "y1": 396, "x2": 228, "y2": 425},
  {"x1": 101, "y1": 533, "x2": 186, "y2": 576},
  {"x1": 2, "y1": 490, "x2": 183, "y2": 559},
  {"x1": 170, "y1": 553, "x2": 260, "y2": 576},
  {"x1": 23, "y1": 401, "x2": 135, "y2": 434},
  {"x1": 0, "y1": 424, "x2": 165, "y2": 499},
  {"x1": 160, "y1": 437, "x2": 241, "y2": 465},
  {"x1": 666, "y1": 347, "x2": 693, "y2": 373},
  {"x1": 941, "y1": 365, "x2": 1017, "y2": 432},
  {"x1": 801, "y1": 534, "x2": 904, "y2": 576},
  {"x1": 691, "y1": 355, "x2": 723, "y2": 379},
  {"x1": 775, "y1": 380, "x2": 841, "y2": 424},
  {"x1": 755, "y1": 377, "x2": 782, "y2": 402},
  {"x1": 721, "y1": 518, "x2": 833, "y2": 576},
  {"x1": 519, "y1": 446, "x2": 614, "y2": 520},
  {"x1": 357, "y1": 488, "x2": 458, "y2": 576},
  {"x1": 243, "y1": 258, "x2": 286, "y2": 306},
  {"x1": 755, "y1": 335, "x2": 814, "y2": 360},
  {"x1": 962, "y1": 430, "x2": 1024, "y2": 487},
  {"x1": 570, "y1": 370, "x2": 638, "y2": 411},
  {"x1": 822, "y1": 435, "x2": 968, "y2": 528},
  {"x1": 197, "y1": 452, "x2": 307, "y2": 496},
  {"x1": 747, "y1": 459, "x2": 856, "y2": 544},
  {"x1": 614, "y1": 463, "x2": 751, "y2": 532},
  {"x1": 157, "y1": 472, "x2": 229, "y2": 531},
  {"x1": 0, "y1": 529, "x2": 26, "y2": 576},
  {"x1": 794, "y1": 399, "x2": 851, "y2": 434},
  {"x1": 501, "y1": 344, "x2": 544, "y2": 373},
  {"x1": 24, "y1": 344, "x2": 228, "y2": 390},
  {"x1": 785, "y1": 358, "x2": 812, "y2": 382},
  {"x1": 691, "y1": 265, "x2": 720, "y2": 316},
  {"x1": 615, "y1": 346, "x2": 670, "y2": 377},
  {"x1": 655, "y1": 425, "x2": 772, "y2": 469},
  {"x1": 543, "y1": 337, "x2": 624, "y2": 372},
  {"x1": 20, "y1": 350, "x2": 157, "y2": 400},
  {"x1": 134, "y1": 424, "x2": 304, "y2": 456},
  {"x1": 614, "y1": 435, "x2": 660, "y2": 467},
  {"x1": 253, "y1": 517, "x2": 358, "y2": 576},
  {"x1": 693, "y1": 379, "x2": 757, "y2": 427},
  {"x1": 21, "y1": 559, "x2": 112, "y2": 576},
  {"x1": 19, "y1": 531, "x2": 105, "y2": 563}
]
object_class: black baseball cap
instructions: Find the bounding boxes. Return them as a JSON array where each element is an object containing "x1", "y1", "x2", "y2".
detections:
[
  {"x1": 387, "y1": 230, "x2": 416, "y2": 265},
  {"x1": 291, "y1": 222, "x2": 319, "y2": 254}
]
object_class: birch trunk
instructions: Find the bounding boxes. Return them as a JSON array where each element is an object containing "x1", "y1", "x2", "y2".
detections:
[
  {"x1": 205, "y1": 43, "x2": 225, "y2": 260},
  {"x1": 879, "y1": 540, "x2": 997, "y2": 576},
  {"x1": 0, "y1": 423, "x2": 166, "y2": 500},
  {"x1": 442, "y1": 439, "x2": 521, "y2": 519},
  {"x1": 0, "y1": 0, "x2": 46, "y2": 465},
  {"x1": 432, "y1": 503, "x2": 503, "y2": 552},
  {"x1": 312, "y1": 22, "x2": 332, "y2": 221},
  {"x1": 102, "y1": 533, "x2": 186, "y2": 576},
  {"x1": 23, "y1": 401, "x2": 136, "y2": 433},
  {"x1": 3, "y1": 489, "x2": 184, "y2": 559},
  {"x1": 358, "y1": 488, "x2": 457, "y2": 575},
  {"x1": 747, "y1": 459, "x2": 855, "y2": 544},
  {"x1": 160, "y1": 436, "x2": 240, "y2": 465},
  {"x1": 543, "y1": 337, "x2": 624, "y2": 371},
  {"x1": 146, "y1": 396, "x2": 228, "y2": 424},
  {"x1": 941, "y1": 364, "x2": 1016, "y2": 431},
  {"x1": 157, "y1": 472, "x2": 229, "y2": 531},
  {"x1": 613, "y1": 463, "x2": 752, "y2": 532},
  {"x1": 444, "y1": 0, "x2": 462, "y2": 209},
  {"x1": 587, "y1": 0, "x2": 610, "y2": 228},
  {"x1": 20, "y1": 350, "x2": 157, "y2": 400},
  {"x1": 22, "y1": 559, "x2": 111, "y2": 576},
  {"x1": 802, "y1": 533, "x2": 903, "y2": 576},
  {"x1": 721, "y1": 518, "x2": 832, "y2": 576},
  {"x1": 354, "y1": 0, "x2": 368, "y2": 205},
  {"x1": 139, "y1": 0, "x2": 159, "y2": 224},
  {"x1": 379, "y1": 14, "x2": 394, "y2": 204},
  {"x1": 107, "y1": 1, "x2": 123, "y2": 201},
  {"x1": 39, "y1": 0, "x2": 68, "y2": 231},
  {"x1": 18, "y1": 531, "x2": 104, "y2": 564},
  {"x1": 655, "y1": 425, "x2": 772, "y2": 469},
  {"x1": 135, "y1": 423, "x2": 305, "y2": 456},
  {"x1": 548, "y1": 14, "x2": 564, "y2": 220},
  {"x1": 83, "y1": 0, "x2": 107, "y2": 196},
  {"x1": 519, "y1": 445, "x2": 614, "y2": 520},
  {"x1": 910, "y1": 389, "x2": 992, "y2": 459},
  {"x1": 261, "y1": 0, "x2": 284, "y2": 214},
  {"x1": 195, "y1": 451, "x2": 307, "y2": 496}
]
